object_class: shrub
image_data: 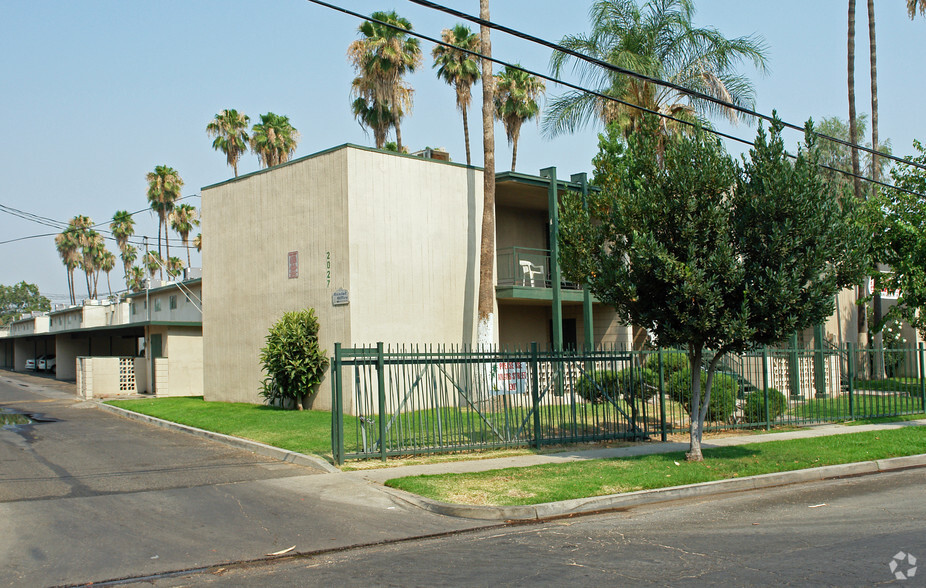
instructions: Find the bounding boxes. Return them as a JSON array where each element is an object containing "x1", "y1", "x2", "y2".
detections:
[
  {"x1": 644, "y1": 350, "x2": 689, "y2": 378},
  {"x1": 668, "y1": 368, "x2": 738, "y2": 423},
  {"x1": 574, "y1": 370, "x2": 620, "y2": 404},
  {"x1": 615, "y1": 367, "x2": 660, "y2": 402},
  {"x1": 259, "y1": 308, "x2": 329, "y2": 410},
  {"x1": 742, "y1": 388, "x2": 788, "y2": 423}
]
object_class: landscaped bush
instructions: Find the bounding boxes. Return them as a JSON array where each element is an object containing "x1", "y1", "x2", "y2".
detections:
[
  {"x1": 668, "y1": 368, "x2": 738, "y2": 423},
  {"x1": 644, "y1": 350, "x2": 689, "y2": 377},
  {"x1": 574, "y1": 370, "x2": 620, "y2": 404},
  {"x1": 259, "y1": 308, "x2": 329, "y2": 410},
  {"x1": 742, "y1": 388, "x2": 788, "y2": 423},
  {"x1": 615, "y1": 366, "x2": 660, "y2": 402}
]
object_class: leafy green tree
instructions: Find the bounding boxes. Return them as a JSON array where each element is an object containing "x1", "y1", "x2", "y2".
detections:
[
  {"x1": 433, "y1": 24, "x2": 481, "y2": 165},
  {"x1": 206, "y1": 109, "x2": 250, "y2": 177},
  {"x1": 874, "y1": 140, "x2": 926, "y2": 336},
  {"x1": 169, "y1": 203, "x2": 199, "y2": 269},
  {"x1": 0, "y1": 282, "x2": 50, "y2": 326},
  {"x1": 494, "y1": 65, "x2": 545, "y2": 172},
  {"x1": 347, "y1": 10, "x2": 422, "y2": 153},
  {"x1": 559, "y1": 115, "x2": 866, "y2": 460},
  {"x1": 146, "y1": 165, "x2": 184, "y2": 272},
  {"x1": 544, "y1": 0, "x2": 768, "y2": 140},
  {"x1": 815, "y1": 115, "x2": 892, "y2": 190},
  {"x1": 250, "y1": 113, "x2": 299, "y2": 168},
  {"x1": 259, "y1": 308, "x2": 330, "y2": 410}
]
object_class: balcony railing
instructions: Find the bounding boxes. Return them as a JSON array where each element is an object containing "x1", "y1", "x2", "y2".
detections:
[{"x1": 497, "y1": 246, "x2": 581, "y2": 289}]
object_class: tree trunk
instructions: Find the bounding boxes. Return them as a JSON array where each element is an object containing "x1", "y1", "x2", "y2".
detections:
[
  {"x1": 462, "y1": 105, "x2": 472, "y2": 166},
  {"x1": 476, "y1": 0, "x2": 497, "y2": 348},
  {"x1": 295, "y1": 394, "x2": 304, "y2": 411},
  {"x1": 868, "y1": 0, "x2": 884, "y2": 379},
  {"x1": 510, "y1": 123, "x2": 522, "y2": 172},
  {"x1": 848, "y1": 0, "x2": 868, "y2": 354},
  {"x1": 164, "y1": 222, "x2": 171, "y2": 277},
  {"x1": 686, "y1": 345, "x2": 704, "y2": 461}
]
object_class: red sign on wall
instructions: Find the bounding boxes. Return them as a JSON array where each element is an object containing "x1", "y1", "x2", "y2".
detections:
[{"x1": 288, "y1": 251, "x2": 299, "y2": 279}]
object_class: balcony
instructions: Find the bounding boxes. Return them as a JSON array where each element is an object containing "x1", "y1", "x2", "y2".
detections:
[{"x1": 496, "y1": 247, "x2": 587, "y2": 302}]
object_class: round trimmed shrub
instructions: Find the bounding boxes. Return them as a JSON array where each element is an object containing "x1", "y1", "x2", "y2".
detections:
[
  {"x1": 615, "y1": 367, "x2": 660, "y2": 402},
  {"x1": 668, "y1": 368, "x2": 738, "y2": 423},
  {"x1": 644, "y1": 351, "x2": 690, "y2": 378},
  {"x1": 574, "y1": 370, "x2": 620, "y2": 404},
  {"x1": 742, "y1": 388, "x2": 788, "y2": 423}
]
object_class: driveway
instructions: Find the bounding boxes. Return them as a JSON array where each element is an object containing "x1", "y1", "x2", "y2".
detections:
[{"x1": 0, "y1": 373, "x2": 483, "y2": 587}]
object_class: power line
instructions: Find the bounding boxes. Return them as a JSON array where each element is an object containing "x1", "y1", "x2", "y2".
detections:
[
  {"x1": 305, "y1": 0, "x2": 925, "y2": 199},
  {"x1": 404, "y1": 0, "x2": 926, "y2": 173}
]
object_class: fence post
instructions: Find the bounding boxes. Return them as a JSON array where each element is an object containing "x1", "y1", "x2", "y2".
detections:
[
  {"x1": 658, "y1": 349, "x2": 667, "y2": 442},
  {"x1": 847, "y1": 342, "x2": 856, "y2": 420},
  {"x1": 762, "y1": 347, "x2": 770, "y2": 431},
  {"x1": 530, "y1": 342, "x2": 541, "y2": 449},
  {"x1": 332, "y1": 343, "x2": 343, "y2": 465},
  {"x1": 376, "y1": 342, "x2": 387, "y2": 462},
  {"x1": 919, "y1": 343, "x2": 926, "y2": 412}
]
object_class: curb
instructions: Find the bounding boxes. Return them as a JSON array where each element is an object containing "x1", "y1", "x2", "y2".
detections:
[
  {"x1": 379, "y1": 453, "x2": 926, "y2": 521},
  {"x1": 94, "y1": 402, "x2": 340, "y2": 474}
]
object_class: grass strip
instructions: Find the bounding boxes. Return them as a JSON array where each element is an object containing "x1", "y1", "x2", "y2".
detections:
[
  {"x1": 386, "y1": 426, "x2": 926, "y2": 506},
  {"x1": 106, "y1": 396, "x2": 338, "y2": 457}
]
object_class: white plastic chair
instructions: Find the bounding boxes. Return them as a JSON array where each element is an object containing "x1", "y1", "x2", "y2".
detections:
[{"x1": 519, "y1": 260, "x2": 544, "y2": 287}]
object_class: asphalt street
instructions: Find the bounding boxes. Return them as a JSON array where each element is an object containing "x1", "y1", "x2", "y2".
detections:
[
  {"x1": 0, "y1": 374, "x2": 483, "y2": 587},
  {"x1": 145, "y1": 468, "x2": 926, "y2": 587}
]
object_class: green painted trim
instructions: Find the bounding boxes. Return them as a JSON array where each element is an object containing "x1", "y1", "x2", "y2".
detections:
[
  {"x1": 201, "y1": 143, "x2": 481, "y2": 192},
  {"x1": 496, "y1": 170, "x2": 601, "y2": 192},
  {"x1": 124, "y1": 278, "x2": 202, "y2": 299},
  {"x1": 495, "y1": 285, "x2": 592, "y2": 303}
]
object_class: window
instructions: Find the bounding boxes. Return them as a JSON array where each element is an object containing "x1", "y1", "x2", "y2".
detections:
[
  {"x1": 169, "y1": 295, "x2": 177, "y2": 310},
  {"x1": 154, "y1": 299, "x2": 162, "y2": 312},
  {"x1": 131, "y1": 303, "x2": 136, "y2": 316}
]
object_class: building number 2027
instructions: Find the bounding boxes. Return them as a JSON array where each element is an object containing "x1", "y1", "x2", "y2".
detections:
[{"x1": 326, "y1": 251, "x2": 331, "y2": 287}]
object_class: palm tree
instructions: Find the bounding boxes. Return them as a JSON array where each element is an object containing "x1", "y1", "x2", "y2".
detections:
[
  {"x1": 169, "y1": 203, "x2": 199, "y2": 269},
  {"x1": 145, "y1": 251, "x2": 162, "y2": 280},
  {"x1": 350, "y1": 89, "x2": 396, "y2": 149},
  {"x1": 476, "y1": 0, "x2": 496, "y2": 347},
  {"x1": 121, "y1": 244, "x2": 138, "y2": 288},
  {"x1": 166, "y1": 257, "x2": 184, "y2": 279},
  {"x1": 193, "y1": 233, "x2": 202, "y2": 253},
  {"x1": 433, "y1": 24, "x2": 481, "y2": 165},
  {"x1": 127, "y1": 266, "x2": 145, "y2": 292},
  {"x1": 544, "y1": 0, "x2": 768, "y2": 140},
  {"x1": 100, "y1": 250, "x2": 116, "y2": 297},
  {"x1": 909, "y1": 0, "x2": 925, "y2": 18},
  {"x1": 79, "y1": 229, "x2": 105, "y2": 299},
  {"x1": 848, "y1": 0, "x2": 867, "y2": 350},
  {"x1": 348, "y1": 11, "x2": 422, "y2": 153},
  {"x1": 146, "y1": 165, "x2": 184, "y2": 276},
  {"x1": 206, "y1": 109, "x2": 250, "y2": 177},
  {"x1": 250, "y1": 113, "x2": 299, "y2": 168},
  {"x1": 110, "y1": 210, "x2": 135, "y2": 282},
  {"x1": 54, "y1": 228, "x2": 80, "y2": 305},
  {"x1": 495, "y1": 66, "x2": 545, "y2": 172}
]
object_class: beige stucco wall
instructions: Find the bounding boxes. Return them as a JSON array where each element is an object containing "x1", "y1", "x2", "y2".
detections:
[
  {"x1": 157, "y1": 326, "x2": 203, "y2": 397},
  {"x1": 203, "y1": 146, "x2": 483, "y2": 409}
]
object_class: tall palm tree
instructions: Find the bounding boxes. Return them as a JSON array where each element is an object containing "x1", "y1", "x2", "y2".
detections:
[
  {"x1": 848, "y1": 0, "x2": 867, "y2": 349},
  {"x1": 169, "y1": 203, "x2": 199, "y2": 269},
  {"x1": 544, "y1": 0, "x2": 768, "y2": 140},
  {"x1": 145, "y1": 251, "x2": 162, "y2": 280},
  {"x1": 495, "y1": 66, "x2": 545, "y2": 172},
  {"x1": 146, "y1": 165, "x2": 184, "y2": 276},
  {"x1": 909, "y1": 0, "x2": 925, "y2": 18},
  {"x1": 193, "y1": 233, "x2": 202, "y2": 253},
  {"x1": 433, "y1": 24, "x2": 481, "y2": 165},
  {"x1": 166, "y1": 257, "x2": 184, "y2": 279},
  {"x1": 121, "y1": 244, "x2": 138, "y2": 288},
  {"x1": 127, "y1": 266, "x2": 145, "y2": 292},
  {"x1": 250, "y1": 113, "x2": 299, "y2": 168},
  {"x1": 350, "y1": 85, "x2": 396, "y2": 149},
  {"x1": 79, "y1": 229, "x2": 105, "y2": 299},
  {"x1": 54, "y1": 228, "x2": 80, "y2": 305},
  {"x1": 110, "y1": 210, "x2": 135, "y2": 282},
  {"x1": 100, "y1": 250, "x2": 116, "y2": 297},
  {"x1": 476, "y1": 0, "x2": 496, "y2": 347},
  {"x1": 348, "y1": 11, "x2": 422, "y2": 153},
  {"x1": 206, "y1": 109, "x2": 250, "y2": 177}
]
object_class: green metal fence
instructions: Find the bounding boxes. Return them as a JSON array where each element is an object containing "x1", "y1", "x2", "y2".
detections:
[{"x1": 331, "y1": 343, "x2": 926, "y2": 463}]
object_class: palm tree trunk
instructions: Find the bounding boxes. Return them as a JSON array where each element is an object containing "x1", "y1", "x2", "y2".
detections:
[
  {"x1": 186, "y1": 243, "x2": 192, "y2": 270},
  {"x1": 67, "y1": 268, "x2": 75, "y2": 305},
  {"x1": 395, "y1": 120, "x2": 403, "y2": 153},
  {"x1": 164, "y1": 223, "x2": 171, "y2": 277},
  {"x1": 477, "y1": 0, "x2": 497, "y2": 348},
  {"x1": 848, "y1": 0, "x2": 868, "y2": 352},
  {"x1": 510, "y1": 125, "x2": 521, "y2": 172},
  {"x1": 869, "y1": 0, "x2": 883, "y2": 378},
  {"x1": 462, "y1": 105, "x2": 472, "y2": 166}
]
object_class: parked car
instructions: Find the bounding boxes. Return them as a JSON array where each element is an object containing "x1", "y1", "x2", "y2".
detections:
[
  {"x1": 38, "y1": 355, "x2": 56, "y2": 373},
  {"x1": 24, "y1": 358, "x2": 37, "y2": 370}
]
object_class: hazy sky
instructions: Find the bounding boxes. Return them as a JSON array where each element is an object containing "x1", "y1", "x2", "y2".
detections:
[{"x1": 1, "y1": 1, "x2": 922, "y2": 303}]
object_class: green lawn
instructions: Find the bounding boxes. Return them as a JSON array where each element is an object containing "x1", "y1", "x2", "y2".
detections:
[
  {"x1": 386, "y1": 426, "x2": 926, "y2": 506},
  {"x1": 106, "y1": 396, "x2": 349, "y2": 458}
]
